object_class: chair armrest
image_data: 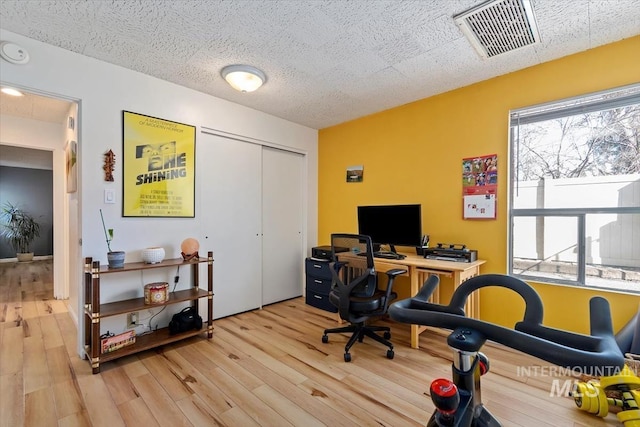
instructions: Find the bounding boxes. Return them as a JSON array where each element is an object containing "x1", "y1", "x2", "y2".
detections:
[
  {"x1": 381, "y1": 268, "x2": 407, "y2": 308},
  {"x1": 385, "y1": 268, "x2": 406, "y2": 278}
]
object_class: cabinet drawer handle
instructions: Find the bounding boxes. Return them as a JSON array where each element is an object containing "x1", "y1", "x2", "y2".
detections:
[
  {"x1": 313, "y1": 295, "x2": 323, "y2": 299},
  {"x1": 314, "y1": 279, "x2": 322, "y2": 283},
  {"x1": 313, "y1": 264, "x2": 322, "y2": 269}
]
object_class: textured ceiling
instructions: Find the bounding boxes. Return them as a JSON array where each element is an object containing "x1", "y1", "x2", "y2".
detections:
[{"x1": 1, "y1": 0, "x2": 639, "y2": 129}]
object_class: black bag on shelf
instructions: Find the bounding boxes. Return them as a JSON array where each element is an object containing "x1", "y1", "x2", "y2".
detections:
[{"x1": 168, "y1": 307, "x2": 203, "y2": 335}]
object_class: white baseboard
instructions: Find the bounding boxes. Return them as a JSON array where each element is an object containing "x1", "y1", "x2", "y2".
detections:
[{"x1": 0, "y1": 255, "x2": 53, "y2": 263}]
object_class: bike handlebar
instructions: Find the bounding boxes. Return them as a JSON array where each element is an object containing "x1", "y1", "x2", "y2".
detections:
[{"x1": 388, "y1": 274, "x2": 624, "y2": 375}]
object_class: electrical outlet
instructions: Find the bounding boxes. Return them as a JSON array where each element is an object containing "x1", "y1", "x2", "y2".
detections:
[{"x1": 126, "y1": 312, "x2": 138, "y2": 328}]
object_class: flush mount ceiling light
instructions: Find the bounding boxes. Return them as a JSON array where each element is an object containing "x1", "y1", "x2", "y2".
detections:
[
  {"x1": 221, "y1": 65, "x2": 266, "y2": 93},
  {"x1": 1, "y1": 87, "x2": 24, "y2": 96},
  {"x1": 454, "y1": 0, "x2": 540, "y2": 59}
]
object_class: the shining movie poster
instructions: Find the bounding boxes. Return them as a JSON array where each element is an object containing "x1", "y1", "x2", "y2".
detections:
[{"x1": 122, "y1": 111, "x2": 196, "y2": 217}]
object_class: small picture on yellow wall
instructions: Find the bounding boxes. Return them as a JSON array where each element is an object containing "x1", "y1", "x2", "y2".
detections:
[{"x1": 346, "y1": 165, "x2": 364, "y2": 182}]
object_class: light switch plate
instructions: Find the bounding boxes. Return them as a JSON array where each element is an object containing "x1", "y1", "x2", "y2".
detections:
[{"x1": 104, "y1": 189, "x2": 115, "y2": 204}]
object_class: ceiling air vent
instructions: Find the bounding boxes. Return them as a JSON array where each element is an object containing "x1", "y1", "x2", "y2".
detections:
[{"x1": 454, "y1": 0, "x2": 540, "y2": 58}]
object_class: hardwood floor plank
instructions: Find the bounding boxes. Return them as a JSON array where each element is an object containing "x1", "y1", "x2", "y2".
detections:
[
  {"x1": 139, "y1": 349, "x2": 195, "y2": 401},
  {"x1": 24, "y1": 387, "x2": 57, "y2": 427},
  {"x1": 23, "y1": 335, "x2": 51, "y2": 393},
  {"x1": 210, "y1": 367, "x2": 295, "y2": 427},
  {"x1": 236, "y1": 356, "x2": 354, "y2": 427},
  {"x1": 176, "y1": 394, "x2": 228, "y2": 427},
  {"x1": 0, "y1": 324, "x2": 23, "y2": 375},
  {"x1": 52, "y1": 378, "x2": 86, "y2": 419},
  {"x1": 190, "y1": 336, "x2": 264, "y2": 390},
  {"x1": 117, "y1": 396, "x2": 161, "y2": 427},
  {"x1": 46, "y1": 345, "x2": 73, "y2": 384},
  {"x1": 57, "y1": 410, "x2": 92, "y2": 427},
  {"x1": 129, "y1": 372, "x2": 192, "y2": 427},
  {"x1": 299, "y1": 377, "x2": 416, "y2": 427},
  {"x1": 0, "y1": 301, "x2": 21, "y2": 324},
  {"x1": 55, "y1": 312, "x2": 81, "y2": 358},
  {"x1": 340, "y1": 372, "x2": 427, "y2": 424},
  {"x1": 227, "y1": 312, "x2": 347, "y2": 382},
  {"x1": 102, "y1": 366, "x2": 140, "y2": 406},
  {"x1": 77, "y1": 370, "x2": 126, "y2": 427},
  {"x1": 0, "y1": 371, "x2": 24, "y2": 427},
  {"x1": 40, "y1": 310, "x2": 65, "y2": 349},
  {"x1": 172, "y1": 339, "x2": 219, "y2": 373},
  {"x1": 162, "y1": 346, "x2": 240, "y2": 415},
  {"x1": 49, "y1": 298, "x2": 69, "y2": 315},
  {"x1": 20, "y1": 299, "x2": 39, "y2": 321},
  {"x1": 36, "y1": 295, "x2": 56, "y2": 318},
  {"x1": 213, "y1": 323, "x2": 309, "y2": 385},
  {"x1": 253, "y1": 383, "x2": 325, "y2": 427},
  {"x1": 115, "y1": 354, "x2": 150, "y2": 379},
  {"x1": 219, "y1": 406, "x2": 261, "y2": 427}
]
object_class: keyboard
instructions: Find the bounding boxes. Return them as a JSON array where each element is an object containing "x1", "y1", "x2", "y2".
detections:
[
  {"x1": 355, "y1": 252, "x2": 406, "y2": 260},
  {"x1": 375, "y1": 253, "x2": 397, "y2": 259}
]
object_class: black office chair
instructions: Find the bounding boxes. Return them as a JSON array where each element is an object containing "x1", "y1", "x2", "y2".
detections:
[{"x1": 322, "y1": 233, "x2": 406, "y2": 362}]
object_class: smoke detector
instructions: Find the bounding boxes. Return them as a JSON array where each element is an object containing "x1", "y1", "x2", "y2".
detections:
[
  {"x1": 0, "y1": 41, "x2": 30, "y2": 64},
  {"x1": 454, "y1": 0, "x2": 540, "y2": 59}
]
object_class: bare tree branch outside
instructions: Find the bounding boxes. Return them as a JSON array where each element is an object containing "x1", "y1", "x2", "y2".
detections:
[{"x1": 517, "y1": 105, "x2": 640, "y2": 181}]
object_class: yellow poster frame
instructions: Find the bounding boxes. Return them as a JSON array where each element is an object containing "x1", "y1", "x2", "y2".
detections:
[{"x1": 122, "y1": 111, "x2": 196, "y2": 217}]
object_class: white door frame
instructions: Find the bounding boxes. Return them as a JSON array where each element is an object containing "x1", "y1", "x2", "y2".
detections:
[{"x1": 0, "y1": 82, "x2": 80, "y2": 319}]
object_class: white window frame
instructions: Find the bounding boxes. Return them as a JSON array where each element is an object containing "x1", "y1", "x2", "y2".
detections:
[{"x1": 508, "y1": 84, "x2": 640, "y2": 293}]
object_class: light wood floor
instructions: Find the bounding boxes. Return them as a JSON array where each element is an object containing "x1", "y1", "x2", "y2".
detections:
[{"x1": 0, "y1": 260, "x2": 621, "y2": 426}]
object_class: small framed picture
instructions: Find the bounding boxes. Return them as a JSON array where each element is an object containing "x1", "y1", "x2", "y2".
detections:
[{"x1": 346, "y1": 165, "x2": 364, "y2": 183}]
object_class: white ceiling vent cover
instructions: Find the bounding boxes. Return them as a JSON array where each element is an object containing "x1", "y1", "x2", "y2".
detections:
[{"x1": 454, "y1": 0, "x2": 540, "y2": 58}]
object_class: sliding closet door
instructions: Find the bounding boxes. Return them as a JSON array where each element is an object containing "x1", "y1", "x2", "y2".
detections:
[
  {"x1": 199, "y1": 133, "x2": 262, "y2": 319},
  {"x1": 262, "y1": 147, "x2": 304, "y2": 305}
]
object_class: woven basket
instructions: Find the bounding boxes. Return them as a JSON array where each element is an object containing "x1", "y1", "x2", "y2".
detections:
[{"x1": 625, "y1": 353, "x2": 640, "y2": 376}]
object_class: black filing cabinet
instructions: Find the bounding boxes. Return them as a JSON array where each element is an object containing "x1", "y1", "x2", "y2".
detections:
[{"x1": 305, "y1": 258, "x2": 337, "y2": 313}]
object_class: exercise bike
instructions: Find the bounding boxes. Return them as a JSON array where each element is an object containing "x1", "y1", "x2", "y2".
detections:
[{"x1": 388, "y1": 273, "x2": 625, "y2": 427}]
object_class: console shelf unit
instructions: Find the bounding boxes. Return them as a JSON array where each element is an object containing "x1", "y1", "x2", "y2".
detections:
[{"x1": 83, "y1": 251, "x2": 213, "y2": 374}]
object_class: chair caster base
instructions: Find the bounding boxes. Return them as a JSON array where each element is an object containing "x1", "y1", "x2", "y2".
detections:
[
  {"x1": 322, "y1": 334, "x2": 328, "y2": 343},
  {"x1": 344, "y1": 352, "x2": 352, "y2": 362},
  {"x1": 387, "y1": 349, "x2": 394, "y2": 359}
]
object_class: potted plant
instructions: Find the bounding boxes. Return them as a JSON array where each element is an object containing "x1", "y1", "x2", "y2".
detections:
[
  {"x1": 100, "y1": 209, "x2": 125, "y2": 268},
  {"x1": 0, "y1": 201, "x2": 41, "y2": 262}
]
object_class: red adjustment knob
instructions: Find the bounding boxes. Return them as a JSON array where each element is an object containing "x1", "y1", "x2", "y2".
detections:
[
  {"x1": 478, "y1": 352, "x2": 490, "y2": 376},
  {"x1": 430, "y1": 378, "x2": 460, "y2": 414}
]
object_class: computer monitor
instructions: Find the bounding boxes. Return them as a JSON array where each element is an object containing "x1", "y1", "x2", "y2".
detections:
[{"x1": 357, "y1": 204, "x2": 422, "y2": 256}]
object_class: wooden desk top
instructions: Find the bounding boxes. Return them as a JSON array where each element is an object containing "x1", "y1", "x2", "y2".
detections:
[{"x1": 337, "y1": 251, "x2": 486, "y2": 273}]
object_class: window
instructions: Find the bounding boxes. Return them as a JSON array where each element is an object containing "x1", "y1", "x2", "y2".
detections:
[{"x1": 509, "y1": 84, "x2": 640, "y2": 293}]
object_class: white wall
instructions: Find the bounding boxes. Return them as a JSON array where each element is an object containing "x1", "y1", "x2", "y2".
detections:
[{"x1": 0, "y1": 29, "x2": 319, "y2": 353}]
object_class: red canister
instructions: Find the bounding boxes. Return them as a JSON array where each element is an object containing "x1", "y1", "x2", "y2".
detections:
[{"x1": 144, "y1": 282, "x2": 169, "y2": 304}]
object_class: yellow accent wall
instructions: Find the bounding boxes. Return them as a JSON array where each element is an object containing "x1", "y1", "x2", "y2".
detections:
[{"x1": 318, "y1": 36, "x2": 640, "y2": 335}]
